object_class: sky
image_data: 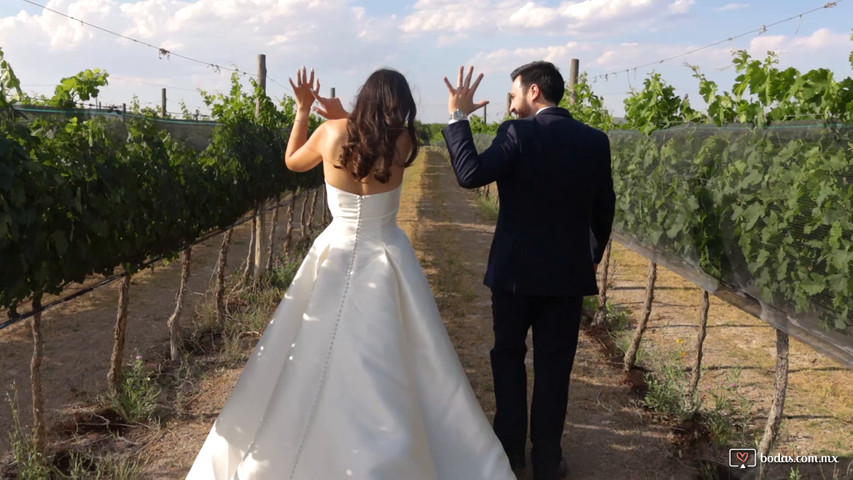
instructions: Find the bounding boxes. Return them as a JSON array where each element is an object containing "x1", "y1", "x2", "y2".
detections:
[{"x1": 1, "y1": 0, "x2": 851, "y2": 124}]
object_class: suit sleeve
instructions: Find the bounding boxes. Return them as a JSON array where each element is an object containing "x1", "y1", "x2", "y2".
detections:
[
  {"x1": 590, "y1": 134, "x2": 616, "y2": 263},
  {"x1": 441, "y1": 120, "x2": 518, "y2": 189}
]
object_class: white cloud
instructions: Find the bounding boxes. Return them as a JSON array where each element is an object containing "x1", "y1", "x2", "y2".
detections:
[
  {"x1": 561, "y1": 0, "x2": 654, "y2": 22},
  {"x1": 668, "y1": 0, "x2": 694, "y2": 15},
  {"x1": 715, "y1": 3, "x2": 749, "y2": 12},
  {"x1": 401, "y1": 0, "x2": 697, "y2": 38},
  {"x1": 506, "y1": 2, "x2": 562, "y2": 29},
  {"x1": 748, "y1": 29, "x2": 851, "y2": 58},
  {"x1": 468, "y1": 41, "x2": 583, "y2": 79},
  {"x1": 0, "y1": 0, "x2": 404, "y2": 116}
]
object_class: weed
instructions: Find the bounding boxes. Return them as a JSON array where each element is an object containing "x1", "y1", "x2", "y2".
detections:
[
  {"x1": 642, "y1": 353, "x2": 699, "y2": 421},
  {"x1": 267, "y1": 252, "x2": 303, "y2": 291},
  {"x1": 787, "y1": 465, "x2": 801, "y2": 479},
  {"x1": 476, "y1": 195, "x2": 499, "y2": 220},
  {"x1": 700, "y1": 369, "x2": 752, "y2": 449},
  {"x1": 61, "y1": 450, "x2": 146, "y2": 480},
  {"x1": 222, "y1": 328, "x2": 248, "y2": 364},
  {"x1": 104, "y1": 355, "x2": 160, "y2": 423},
  {"x1": 92, "y1": 452, "x2": 145, "y2": 479},
  {"x1": 64, "y1": 451, "x2": 90, "y2": 478},
  {"x1": 4, "y1": 385, "x2": 52, "y2": 479}
]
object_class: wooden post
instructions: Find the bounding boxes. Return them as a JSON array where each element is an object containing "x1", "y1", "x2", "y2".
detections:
[
  {"x1": 624, "y1": 260, "x2": 656, "y2": 371},
  {"x1": 216, "y1": 229, "x2": 232, "y2": 326},
  {"x1": 266, "y1": 194, "x2": 281, "y2": 273},
  {"x1": 253, "y1": 53, "x2": 268, "y2": 286},
  {"x1": 330, "y1": 87, "x2": 336, "y2": 98},
  {"x1": 306, "y1": 188, "x2": 319, "y2": 234},
  {"x1": 242, "y1": 211, "x2": 257, "y2": 286},
  {"x1": 108, "y1": 274, "x2": 132, "y2": 396},
  {"x1": 168, "y1": 248, "x2": 191, "y2": 362},
  {"x1": 758, "y1": 329, "x2": 790, "y2": 479},
  {"x1": 506, "y1": 92, "x2": 511, "y2": 116},
  {"x1": 30, "y1": 293, "x2": 46, "y2": 456},
  {"x1": 299, "y1": 192, "x2": 311, "y2": 239},
  {"x1": 483, "y1": 103, "x2": 487, "y2": 123},
  {"x1": 593, "y1": 239, "x2": 612, "y2": 326},
  {"x1": 688, "y1": 290, "x2": 710, "y2": 395},
  {"x1": 282, "y1": 194, "x2": 296, "y2": 254},
  {"x1": 161, "y1": 88, "x2": 167, "y2": 117},
  {"x1": 568, "y1": 58, "x2": 579, "y2": 105}
]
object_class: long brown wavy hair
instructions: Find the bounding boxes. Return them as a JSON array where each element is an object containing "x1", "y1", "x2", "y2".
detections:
[{"x1": 338, "y1": 69, "x2": 419, "y2": 183}]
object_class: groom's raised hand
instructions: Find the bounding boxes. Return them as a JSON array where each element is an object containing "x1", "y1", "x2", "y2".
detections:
[{"x1": 443, "y1": 65, "x2": 489, "y2": 115}]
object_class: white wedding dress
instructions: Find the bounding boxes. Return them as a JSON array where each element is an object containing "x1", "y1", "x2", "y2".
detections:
[{"x1": 187, "y1": 182, "x2": 514, "y2": 480}]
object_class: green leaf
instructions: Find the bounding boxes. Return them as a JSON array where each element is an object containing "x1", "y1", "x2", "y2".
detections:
[
  {"x1": 800, "y1": 274, "x2": 825, "y2": 296},
  {"x1": 742, "y1": 203, "x2": 764, "y2": 231},
  {"x1": 52, "y1": 230, "x2": 68, "y2": 257}
]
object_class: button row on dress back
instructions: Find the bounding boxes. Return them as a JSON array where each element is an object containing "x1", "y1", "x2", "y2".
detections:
[{"x1": 288, "y1": 195, "x2": 363, "y2": 479}]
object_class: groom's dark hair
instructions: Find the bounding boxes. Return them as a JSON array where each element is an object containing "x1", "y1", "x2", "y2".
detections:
[{"x1": 510, "y1": 61, "x2": 564, "y2": 105}]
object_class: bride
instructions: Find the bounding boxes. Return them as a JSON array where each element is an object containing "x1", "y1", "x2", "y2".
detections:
[{"x1": 185, "y1": 67, "x2": 515, "y2": 480}]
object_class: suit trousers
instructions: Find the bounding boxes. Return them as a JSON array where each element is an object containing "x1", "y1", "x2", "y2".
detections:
[{"x1": 490, "y1": 290, "x2": 582, "y2": 480}]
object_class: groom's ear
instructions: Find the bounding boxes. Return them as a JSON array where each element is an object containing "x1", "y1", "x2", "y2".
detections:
[{"x1": 528, "y1": 84, "x2": 541, "y2": 102}]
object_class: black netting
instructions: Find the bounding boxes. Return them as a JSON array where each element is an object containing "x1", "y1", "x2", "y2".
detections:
[
  {"x1": 610, "y1": 122, "x2": 852, "y2": 366},
  {"x1": 14, "y1": 105, "x2": 217, "y2": 152}
]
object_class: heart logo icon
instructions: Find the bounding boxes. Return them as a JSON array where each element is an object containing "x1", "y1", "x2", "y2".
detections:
[{"x1": 736, "y1": 452, "x2": 749, "y2": 464}]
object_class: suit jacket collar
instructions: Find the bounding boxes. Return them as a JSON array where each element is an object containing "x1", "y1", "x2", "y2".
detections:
[{"x1": 536, "y1": 106, "x2": 572, "y2": 118}]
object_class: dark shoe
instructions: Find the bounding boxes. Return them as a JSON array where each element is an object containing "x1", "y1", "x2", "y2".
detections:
[
  {"x1": 509, "y1": 454, "x2": 526, "y2": 478},
  {"x1": 532, "y1": 457, "x2": 567, "y2": 480},
  {"x1": 557, "y1": 456, "x2": 568, "y2": 479}
]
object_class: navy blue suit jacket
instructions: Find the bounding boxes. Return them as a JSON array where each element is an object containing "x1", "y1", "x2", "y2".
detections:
[{"x1": 442, "y1": 107, "x2": 615, "y2": 297}]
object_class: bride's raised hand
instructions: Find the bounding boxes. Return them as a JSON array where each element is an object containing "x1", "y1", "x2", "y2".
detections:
[
  {"x1": 288, "y1": 66, "x2": 319, "y2": 113},
  {"x1": 311, "y1": 89, "x2": 349, "y2": 120}
]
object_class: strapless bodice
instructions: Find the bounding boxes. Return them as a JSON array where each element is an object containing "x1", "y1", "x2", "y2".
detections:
[{"x1": 325, "y1": 182, "x2": 401, "y2": 227}]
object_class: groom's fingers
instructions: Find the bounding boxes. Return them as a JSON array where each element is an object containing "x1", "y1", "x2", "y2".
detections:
[
  {"x1": 470, "y1": 72, "x2": 484, "y2": 92},
  {"x1": 457, "y1": 66, "x2": 464, "y2": 88},
  {"x1": 469, "y1": 100, "x2": 489, "y2": 113},
  {"x1": 464, "y1": 66, "x2": 474, "y2": 88},
  {"x1": 443, "y1": 76, "x2": 456, "y2": 93}
]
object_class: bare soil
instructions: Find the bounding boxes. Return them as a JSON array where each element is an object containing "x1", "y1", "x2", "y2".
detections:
[{"x1": 0, "y1": 148, "x2": 850, "y2": 480}]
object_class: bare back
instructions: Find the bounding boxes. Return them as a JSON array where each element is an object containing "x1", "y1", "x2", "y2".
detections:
[{"x1": 317, "y1": 119, "x2": 412, "y2": 196}]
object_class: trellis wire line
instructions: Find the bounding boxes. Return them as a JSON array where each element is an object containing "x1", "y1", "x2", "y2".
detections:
[
  {"x1": 589, "y1": 1, "x2": 843, "y2": 83},
  {"x1": 19, "y1": 0, "x2": 287, "y2": 88}
]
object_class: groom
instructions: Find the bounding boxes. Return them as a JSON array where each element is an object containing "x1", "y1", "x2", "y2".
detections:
[{"x1": 442, "y1": 61, "x2": 615, "y2": 480}]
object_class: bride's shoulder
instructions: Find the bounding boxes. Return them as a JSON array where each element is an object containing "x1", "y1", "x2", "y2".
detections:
[{"x1": 322, "y1": 118, "x2": 348, "y2": 135}]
